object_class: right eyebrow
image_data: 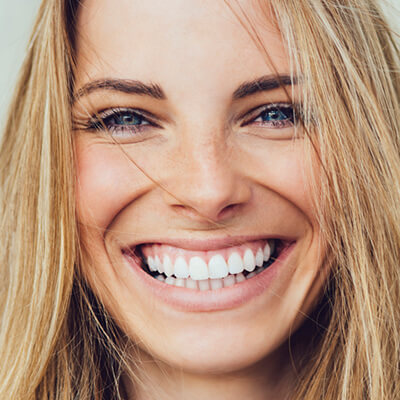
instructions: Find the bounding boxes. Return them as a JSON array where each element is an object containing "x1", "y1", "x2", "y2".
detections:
[{"x1": 73, "y1": 78, "x2": 167, "y2": 102}]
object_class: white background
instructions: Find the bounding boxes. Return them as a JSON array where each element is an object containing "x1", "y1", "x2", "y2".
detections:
[{"x1": 0, "y1": 0, "x2": 398, "y2": 125}]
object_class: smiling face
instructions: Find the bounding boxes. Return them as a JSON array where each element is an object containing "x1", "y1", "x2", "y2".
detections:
[{"x1": 73, "y1": 0, "x2": 326, "y2": 383}]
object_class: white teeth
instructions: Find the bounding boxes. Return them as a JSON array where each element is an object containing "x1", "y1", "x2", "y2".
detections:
[
  {"x1": 210, "y1": 278, "x2": 223, "y2": 289},
  {"x1": 255, "y1": 248, "x2": 264, "y2": 267},
  {"x1": 146, "y1": 239, "x2": 277, "y2": 284},
  {"x1": 156, "y1": 275, "x2": 165, "y2": 282},
  {"x1": 163, "y1": 255, "x2": 174, "y2": 277},
  {"x1": 208, "y1": 255, "x2": 229, "y2": 279},
  {"x1": 189, "y1": 257, "x2": 209, "y2": 280},
  {"x1": 243, "y1": 249, "x2": 256, "y2": 272},
  {"x1": 223, "y1": 275, "x2": 236, "y2": 287},
  {"x1": 263, "y1": 242, "x2": 271, "y2": 261},
  {"x1": 148, "y1": 256, "x2": 157, "y2": 272},
  {"x1": 198, "y1": 279, "x2": 210, "y2": 291},
  {"x1": 174, "y1": 278, "x2": 185, "y2": 287},
  {"x1": 174, "y1": 256, "x2": 190, "y2": 278},
  {"x1": 227, "y1": 252, "x2": 244, "y2": 274},
  {"x1": 185, "y1": 278, "x2": 198, "y2": 289},
  {"x1": 155, "y1": 255, "x2": 163, "y2": 273}
]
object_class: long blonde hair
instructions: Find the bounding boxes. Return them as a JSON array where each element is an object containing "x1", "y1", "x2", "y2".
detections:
[{"x1": 0, "y1": 0, "x2": 399, "y2": 398}]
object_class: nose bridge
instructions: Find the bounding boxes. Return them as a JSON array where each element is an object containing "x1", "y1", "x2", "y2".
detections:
[{"x1": 163, "y1": 124, "x2": 251, "y2": 222}]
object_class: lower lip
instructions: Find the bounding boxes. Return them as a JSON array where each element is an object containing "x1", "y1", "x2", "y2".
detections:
[{"x1": 123, "y1": 242, "x2": 296, "y2": 312}]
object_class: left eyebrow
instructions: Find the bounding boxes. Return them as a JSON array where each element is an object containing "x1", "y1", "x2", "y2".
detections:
[{"x1": 232, "y1": 74, "x2": 297, "y2": 100}]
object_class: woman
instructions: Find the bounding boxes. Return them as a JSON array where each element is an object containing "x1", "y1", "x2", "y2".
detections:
[{"x1": 0, "y1": 0, "x2": 399, "y2": 399}]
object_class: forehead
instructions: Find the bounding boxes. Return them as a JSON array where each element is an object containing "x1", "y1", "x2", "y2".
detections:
[{"x1": 75, "y1": 0, "x2": 289, "y2": 97}]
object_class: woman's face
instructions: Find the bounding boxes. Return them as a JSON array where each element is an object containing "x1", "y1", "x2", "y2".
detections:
[{"x1": 74, "y1": 0, "x2": 326, "y2": 376}]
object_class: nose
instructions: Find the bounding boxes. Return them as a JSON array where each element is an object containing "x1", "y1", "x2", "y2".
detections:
[{"x1": 162, "y1": 133, "x2": 251, "y2": 223}]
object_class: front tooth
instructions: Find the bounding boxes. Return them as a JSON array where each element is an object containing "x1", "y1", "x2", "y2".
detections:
[
  {"x1": 210, "y1": 278, "x2": 223, "y2": 290},
  {"x1": 189, "y1": 257, "x2": 209, "y2": 280},
  {"x1": 156, "y1": 275, "x2": 165, "y2": 282},
  {"x1": 255, "y1": 248, "x2": 264, "y2": 267},
  {"x1": 243, "y1": 249, "x2": 256, "y2": 272},
  {"x1": 174, "y1": 256, "x2": 189, "y2": 278},
  {"x1": 236, "y1": 273, "x2": 246, "y2": 283},
  {"x1": 185, "y1": 278, "x2": 198, "y2": 289},
  {"x1": 228, "y1": 252, "x2": 244, "y2": 274},
  {"x1": 163, "y1": 255, "x2": 174, "y2": 277},
  {"x1": 246, "y1": 271, "x2": 257, "y2": 279},
  {"x1": 148, "y1": 256, "x2": 157, "y2": 272},
  {"x1": 208, "y1": 255, "x2": 228, "y2": 279},
  {"x1": 263, "y1": 242, "x2": 271, "y2": 261},
  {"x1": 155, "y1": 255, "x2": 164, "y2": 273},
  {"x1": 223, "y1": 275, "x2": 236, "y2": 287},
  {"x1": 198, "y1": 279, "x2": 210, "y2": 291}
]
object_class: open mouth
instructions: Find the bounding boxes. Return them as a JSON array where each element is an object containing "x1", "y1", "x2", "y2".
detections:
[{"x1": 123, "y1": 239, "x2": 289, "y2": 291}]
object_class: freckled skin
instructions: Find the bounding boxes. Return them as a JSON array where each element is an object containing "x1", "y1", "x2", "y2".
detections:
[{"x1": 73, "y1": 0, "x2": 328, "y2": 398}]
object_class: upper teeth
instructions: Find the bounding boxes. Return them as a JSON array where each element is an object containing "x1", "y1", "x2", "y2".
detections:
[{"x1": 145, "y1": 241, "x2": 273, "y2": 280}]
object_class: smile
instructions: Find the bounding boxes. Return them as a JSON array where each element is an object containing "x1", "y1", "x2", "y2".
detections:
[{"x1": 122, "y1": 238, "x2": 292, "y2": 291}]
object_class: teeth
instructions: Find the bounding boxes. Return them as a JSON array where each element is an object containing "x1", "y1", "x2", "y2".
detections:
[
  {"x1": 189, "y1": 257, "x2": 209, "y2": 280},
  {"x1": 210, "y1": 278, "x2": 223, "y2": 290},
  {"x1": 243, "y1": 249, "x2": 256, "y2": 272},
  {"x1": 145, "y1": 239, "x2": 278, "y2": 284},
  {"x1": 155, "y1": 255, "x2": 163, "y2": 273},
  {"x1": 208, "y1": 255, "x2": 229, "y2": 279},
  {"x1": 175, "y1": 278, "x2": 185, "y2": 287},
  {"x1": 223, "y1": 275, "x2": 236, "y2": 287},
  {"x1": 148, "y1": 256, "x2": 157, "y2": 272},
  {"x1": 174, "y1": 256, "x2": 190, "y2": 278},
  {"x1": 227, "y1": 252, "x2": 244, "y2": 274},
  {"x1": 198, "y1": 279, "x2": 210, "y2": 291},
  {"x1": 236, "y1": 273, "x2": 246, "y2": 282},
  {"x1": 163, "y1": 255, "x2": 174, "y2": 277},
  {"x1": 263, "y1": 242, "x2": 271, "y2": 261},
  {"x1": 269, "y1": 240, "x2": 275, "y2": 257},
  {"x1": 186, "y1": 278, "x2": 198, "y2": 289},
  {"x1": 165, "y1": 276, "x2": 175, "y2": 285},
  {"x1": 255, "y1": 248, "x2": 264, "y2": 267}
]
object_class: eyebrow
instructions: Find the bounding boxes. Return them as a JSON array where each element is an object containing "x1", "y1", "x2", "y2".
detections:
[
  {"x1": 74, "y1": 79, "x2": 166, "y2": 101},
  {"x1": 73, "y1": 74, "x2": 296, "y2": 103},
  {"x1": 232, "y1": 74, "x2": 296, "y2": 100}
]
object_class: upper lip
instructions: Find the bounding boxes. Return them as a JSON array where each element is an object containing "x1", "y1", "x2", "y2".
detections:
[{"x1": 121, "y1": 234, "x2": 296, "y2": 252}]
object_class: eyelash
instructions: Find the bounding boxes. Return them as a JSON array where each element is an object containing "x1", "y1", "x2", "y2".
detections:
[
  {"x1": 241, "y1": 103, "x2": 298, "y2": 129},
  {"x1": 84, "y1": 103, "x2": 298, "y2": 137},
  {"x1": 86, "y1": 107, "x2": 158, "y2": 137}
]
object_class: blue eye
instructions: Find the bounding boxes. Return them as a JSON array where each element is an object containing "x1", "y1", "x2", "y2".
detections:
[
  {"x1": 87, "y1": 108, "x2": 156, "y2": 139},
  {"x1": 248, "y1": 104, "x2": 297, "y2": 129},
  {"x1": 111, "y1": 111, "x2": 147, "y2": 126},
  {"x1": 259, "y1": 107, "x2": 294, "y2": 123}
]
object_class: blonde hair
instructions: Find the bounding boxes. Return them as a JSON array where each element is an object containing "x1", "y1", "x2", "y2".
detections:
[{"x1": 0, "y1": 0, "x2": 399, "y2": 398}]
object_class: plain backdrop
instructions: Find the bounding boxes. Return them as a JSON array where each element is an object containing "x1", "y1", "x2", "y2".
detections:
[{"x1": 0, "y1": 0, "x2": 398, "y2": 125}]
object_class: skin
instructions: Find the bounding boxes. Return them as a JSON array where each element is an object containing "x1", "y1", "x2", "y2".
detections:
[{"x1": 73, "y1": 0, "x2": 328, "y2": 398}]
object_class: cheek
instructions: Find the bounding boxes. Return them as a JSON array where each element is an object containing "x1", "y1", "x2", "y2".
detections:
[
  {"x1": 75, "y1": 139, "x2": 152, "y2": 229},
  {"x1": 243, "y1": 139, "x2": 317, "y2": 224}
]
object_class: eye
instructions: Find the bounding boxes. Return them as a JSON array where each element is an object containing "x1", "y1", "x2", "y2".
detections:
[
  {"x1": 243, "y1": 103, "x2": 297, "y2": 129},
  {"x1": 88, "y1": 107, "x2": 157, "y2": 138}
]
